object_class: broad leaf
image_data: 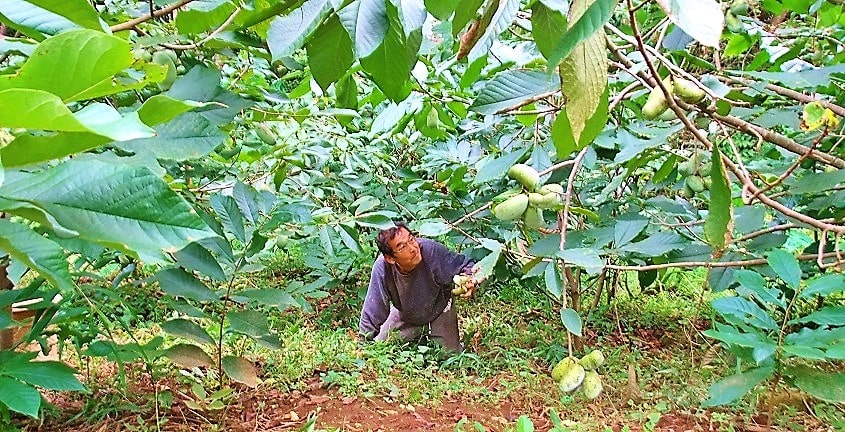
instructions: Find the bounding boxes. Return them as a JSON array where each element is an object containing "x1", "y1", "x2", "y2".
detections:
[
  {"x1": 161, "y1": 319, "x2": 215, "y2": 345},
  {"x1": 711, "y1": 297, "x2": 778, "y2": 330},
  {"x1": 0, "y1": 132, "x2": 111, "y2": 168},
  {"x1": 157, "y1": 268, "x2": 219, "y2": 302},
  {"x1": 222, "y1": 355, "x2": 259, "y2": 388},
  {"x1": 733, "y1": 269, "x2": 785, "y2": 309},
  {"x1": 552, "y1": 88, "x2": 608, "y2": 158},
  {"x1": 0, "y1": 160, "x2": 217, "y2": 264},
  {"x1": 174, "y1": 0, "x2": 235, "y2": 35},
  {"x1": 469, "y1": 70, "x2": 560, "y2": 114},
  {"x1": 473, "y1": 239, "x2": 503, "y2": 282},
  {"x1": 767, "y1": 249, "x2": 801, "y2": 289},
  {"x1": 788, "y1": 366, "x2": 845, "y2": 402},
  {"x1": 792, "y1": 168, "x2": 845, "y2": 194},
  {"x1": 174, "y1": 242, "x2": 227, "y2": 282},
  {"x1": 702, "y1": 366, "x2": 773, "y2": 406},
  {"x1": 531, "y1": 2, "x2": 567, "y2": 60},
  {"x1": 360, "y1": 2, "x2": 421, "y2": 101},
  {"x1": 0, "y1": 29, "x2": 133, "y2": 102},
  {"x1": 793, "y1": 306, "x2": 845, "y2": 326},
  {"x1": 227, "y1": 310, "x2": 271, "y2": 338},
  {"x1": 618, "y1": 231, "x2": 686, "y2": 256},
  {"x1": 704, "y1": 149, "x2": 731, "y2": 251},
  {"x1": 165, "y1": 66, "x2": 253, "y2": 126},
  {"x1": 544, "y1": 262, "x2": 563, "y2": 299},
  {"x1": 424, "y1": 0, "x2": 460, "y2": 20},
  {"x1": 0, "y1": 0, "x2": 78, "y2": 39},
  {"x1": 210, "y1": 194, "x2": 246, "y2": 243},
  {"x1": 0, "y1": 219, "x2": 73, "y2": 293},
  {"x1": 25, "y1": 0, "x2": 102, "y2": 30},
  {"x1": 560, "y1": 307, "x2": 583, "y2": 336},
  {"x1": 558, "y1": 0, "x2": 608, "y2": 147},
  {"x1": 783, "y1": 345, "x2": 826, "y2": 360},
  {"x1": 0, "y1": 89, "x2": 155, "y2": 141},
  {"x1": 307, "y1": 15, "x2": 355, "y2": 91},
  {"x1": 164, "y1": 343, "x2": 214, "y2": 369},
  {"x1": 466, "y1": 0, "x2": 520, "y2": 63},
  {"x1": 473, "y1": 149, "x2": 527, "y2": 185},
  {"x1": 655, "y1": 0, "x2": 724, "y2": 48},
  {"x1": 238, "y1": 289, "x2": 297, "y2": 310},
  {"x1": 2, "y1": 360, "x2": 84, "y2": 391},
  {"x1": 114, "y1": 113, "x2": 227, "y2": 161},
  {"x1": 556, "y1": 248, "x2": 603, "y2": 275},
  {"x1": 546, "y1": 0, "x2": 617, "y2": 68},
  {"x1": 613, "y1": 219, "x2": 648, "y2": 247},
  {"x1": 339, "y1": 0, "x2": 389, "y2": 58},
  {"x1": 800, "y1": 273, "x2": 845, "y2": 299},
  {"x1": 0, "y1": 376, "x2": 41, "y2": 418},
  {"x1": 268, "y1": 0, "x2": 332, "y2": 61},
  {"x1": 137, "y1": 95, "x2": 208, "y2": 126}
]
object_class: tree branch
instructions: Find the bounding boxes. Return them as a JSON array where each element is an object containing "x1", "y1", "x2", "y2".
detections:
[
  {"x1": 110, "y1": 0, "x2": 197, "y2": 32},
  {"x1": 606, "y1": 252, "x2": 843, "y2": 271}
]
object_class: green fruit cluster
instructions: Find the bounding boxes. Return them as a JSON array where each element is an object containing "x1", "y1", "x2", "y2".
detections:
[
  {"x1": 677, "y1": 150, "x2": 713, "y2": 198},
  {"x1": 452, "y1": 274, "x2": 471, "y2": 295},
  {"x1": 551, "y1": 350, "x2": 605, "y2": 399},
  {"x1": 151, "y1": 49, "x2": 179, "y2": 91},
  {"x1": 642, "y1": 76, "x2": 707, "y2": 120},
  {"x1": 492, "y1": 165, "x2": 563, "y2": 229}
]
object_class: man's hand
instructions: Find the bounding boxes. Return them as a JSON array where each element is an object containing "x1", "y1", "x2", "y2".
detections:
[{"x1": 452, "y1": 265, "x2": 487, "y2": 299}]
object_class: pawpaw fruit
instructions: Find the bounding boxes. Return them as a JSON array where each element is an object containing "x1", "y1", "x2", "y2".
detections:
[
  {"x1": 673, "y1": 78, "x2": 706, "y2": 104},
  {"x1": 686, "y1": 175, "x2": 706, "y2": 193},
  {"x1": 642, "y1": 78, "x2": 672, "y2": 120},
  {"x1": 256, "y1": 123, "x2": 276, "y2": 145},
  {"x1": 492, "y1": 194, "x2": 529, "y2": 221},
  {"x1": 726, "y1": 11, "x2": 743, "y2": 33},
  {"x1": 524, "y1": 206, "x2": 544, "y2": 230},
  {"x1": 678, "y1": 161, "x2": 694, "y2": 176},
  {"x1": 730, "y1": 0, "x2": 749, "y2": 16},
  {"x1": 528, "y1": 193, "x2": 548, "y2": 207},
  {"x1": 558, "y1": 363, "x2": 586, "y2": 393},
  {"x1": 152, "y1": 50, "x2": 177, "y2": 91},
  {"x1": 426, "y1": 108, "x2": 439, "y2": 129},
  {"x1": 551, "y1": 357, "x2": 578, "y2": 382},
  {"x1": 581, "y1": 371, "x2": 603, "y2": 399},
  {"x1": 507, "y1": 164, "x2": 540, "y2": 191},
  {"x1": 579, "y1": 350, "x2": 605, "y2": 370},
  {"x1": 538, "y1": 183, "x2": 564, "y2": 196}
]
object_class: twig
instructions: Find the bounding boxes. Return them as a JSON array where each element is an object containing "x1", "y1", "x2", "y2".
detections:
[
  {"x1": 110, "y1": 0, "x2": 197, "y2": 32},
  {"x1": 748, "y1": 131, "x2": 824, "y2": 203},
  {"x1": 162, "y1": 7, "x2": 242, "y2": 50},
  {"x1": 605, "y1": 252, "x2": 843, "y2": 271},
  {"x1": 720, "y1": 75, "x2": 845, "y2": 118},
  {"x1": 495, "y1": 91, "x2": 559, "y2": 115}
]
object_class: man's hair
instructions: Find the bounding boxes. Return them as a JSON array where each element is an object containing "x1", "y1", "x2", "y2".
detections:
[{"x1": 376, "y1": 222, "x2": 413, "y2": 256}]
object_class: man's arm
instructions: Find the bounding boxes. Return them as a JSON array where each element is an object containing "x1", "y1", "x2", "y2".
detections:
[{"x1": 358, "y1": 259, "x2": 391, "y2": 340}]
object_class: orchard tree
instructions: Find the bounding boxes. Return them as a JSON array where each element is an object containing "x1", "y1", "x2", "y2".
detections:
[{"x1": 0, "y1": 0, "x2": 843, "y2": 418}]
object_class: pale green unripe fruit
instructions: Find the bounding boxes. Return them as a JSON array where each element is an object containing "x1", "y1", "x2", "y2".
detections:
[
  {"x1": 581, "y1": 371, "x2": 603, "y2": 399},
  {"x1": 492, "y1": 194, "x2": 529, "y2": 221},
  {"x1": 551, "y1": 357, "x2": 578, "y2": 382},
  {"x1": 579, "y1": 350, "x2": 605, "y2": 370},
  {"x1": 558, "y1": 363, "x2": 586, "y2": 393},
  {"x1": 507, "y1": 164, "x2": 540, "y2": 192}
]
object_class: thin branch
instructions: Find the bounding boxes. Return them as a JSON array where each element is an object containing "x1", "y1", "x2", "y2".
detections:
[
  {"x1": 749, "y1": 131, "x2": 825, "y2": 203},
  {"x1": 162, "y1": 7, "x2": 242, "y2": 50},
  {"x1": 495, "y1": 91, "x2": 559, "y2": 115},
  {"x1": 721, "y1": 76, "x2": 845, "y2": 118},
  {"x1": 606, "y1": 253, "x2": 843, "y2": 271},
  {"x1": 110, "y1": 0, "x2": 197, "y2": 32}
]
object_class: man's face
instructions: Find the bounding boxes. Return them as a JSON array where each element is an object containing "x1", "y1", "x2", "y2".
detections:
[{"x1": 385, "y1": 228, "x2": 422, "y2": 271}]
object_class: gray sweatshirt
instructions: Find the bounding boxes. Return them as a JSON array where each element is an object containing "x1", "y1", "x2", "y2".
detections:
[{"x1": 359, "y1": 238, "x2": 473, "y2": 339}]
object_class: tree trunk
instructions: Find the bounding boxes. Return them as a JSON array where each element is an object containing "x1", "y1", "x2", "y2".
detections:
[{"x1": 0, "y1": 263, "x2": 14, "y2": 350}]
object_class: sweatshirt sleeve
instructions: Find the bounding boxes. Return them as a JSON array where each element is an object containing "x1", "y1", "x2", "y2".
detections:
[
  {"x1": 358, "y1": 257, "x2": 391, "y2": 340},
  {"x1": 423, "y1": 239, "x2": 474, "y2": 286}
]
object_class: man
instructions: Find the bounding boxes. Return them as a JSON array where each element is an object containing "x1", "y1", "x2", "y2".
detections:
[{"x1": 359, "y1": 222, "x2": 480, "y2": 352}]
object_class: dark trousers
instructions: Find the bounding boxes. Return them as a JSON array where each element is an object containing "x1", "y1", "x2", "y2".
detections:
[{"x1": 375, "y1": 301, "x2": 462, "y2": 352}]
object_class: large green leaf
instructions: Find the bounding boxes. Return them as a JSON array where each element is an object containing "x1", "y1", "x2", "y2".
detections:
[
  {"x1": 0, "y1": 90, "x2": 155, "y2": 141},
  {"x1": 25, "y1": 0, "x2": 102, "y2": 30},
  {"x1": 0, "y1": 376, "x2": 41, "y2": 417},
  {"x1": 704, "y1": 149, "x2": 731, "y2": 251},
  {"x1": 469, "y1": 70, "x2": 560, "y2": 114},
  {"x1": 702, "y1": 366, "x2": 773, "y2": 406},
  {"x1": 238, "y1": 289, "x2": 297, "y2": 310},
  {"x1": 556, "y1": 248, "x2": 603, "y2": 275},
  {"x1": 339, "y1": 0, "x2": 389, "y2": 58},
  {"x1": 157, "y1": 268, "x2": 219, "y2": 302},
  {"x1": 307, "y1": 15, "x2": 354, "y2": 91},
  {"x1": 792, "y1": 169, "x2": 845, "y2": 194},
  {"x1": 164, "y1": 343, "x2": 214, "y2": 369},
  {"x1": 137, "y1": 95, "x2": 208, "y2": 127},
  {"x1": 210, "y1": 194, "x2": 246, "y2": 243},
  {"x1": 0, "y1": 219, "x2": 73, "y2": 293},
  {"x1": 0, "y1": 132, "x2": 111, "y2": 168},
  {"x1": 424, "y1": 0, "x2": 459, "y2": 20},
  {"x1": 360, "y1": 2, "x2": 421, "y2": 101},
  {"x1": 473, "y1": 239, "x2": 503, "y2": 283},
  {"x1": 2, "y1": 360, "x2": 84, "y2": 391},
  {"x1": 552, "y1": 88, "x2": 608, "y2": 158},
  {"x1": 165, "y1": 66, "x2": 253, "y2": 126},
  {"x1": 560, "y1": 307, "x2": 583, "y2": 336},
  {"x1": 0, "y1": 160, "x2": 217, "y2": 264},
  {"x1": 268, "y1": 0, "x2": 332, "y2": 61},
  {"x1": 114, "y1": 113, "x2": 226, "y2": 161},
  {"x1": 618, "y1": 231, "x2": 686, "y2": 256},
  {"x1": 222, "y1": 355, "x2": 259, "y2": 388},
  {"x1": 0, "y1": 29, "x2": 132, "y2": 102},
  {"x1": 767, "y1": 249, "x2": 801, "y2": 289},
  {"x1": 161, "y1": 319, "x2": 215, "y2": 345},
  {"x1": 175, "y1": 0, "x2": 235, "y2": 35},
  {"x1": 472, "y1": 149, "x2": 527, "y2": 185},
  {"x1": 0, "y1": 0, "x2": 78, "y2": 39},
  {"x1": 800, "y1": 273, "x2": 845, "y2": 299},
  {"x1": 546, "y1": 0, "x2": 616, "y2": 68},
  {"x1": 655, "y1": 0, "x2": 723, "y2": 48},
  {"x1": 733, "y1": 269, "x2": 785, "y2": 309},
  {"x1": 544, "y1": 261, "x2": 563, "y2": 299},
  {"x1": 711, "y1": 297, "x2": 778, "y2": 330},
  {"x1": 788, "y1": 366, "x2": 845, "y2": 403},
  {"x1": 613, "y1": 219, "x2": 648, "y2": 247},
  {"x1": 174, "y1": 242, "x2": 227, "y2": 282},
  {"x1": 793, "y1": 306, "x2": 845, "y2": 326},
  {"x1": 227, "y1": 310, "x2": 271, "y2": 338},
  {"x1": 531, "y1": 2, "x2": 567, "y2": 60},
  {"x1": 558, "y1": 0, "x2": 608, "y2": 147}
]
